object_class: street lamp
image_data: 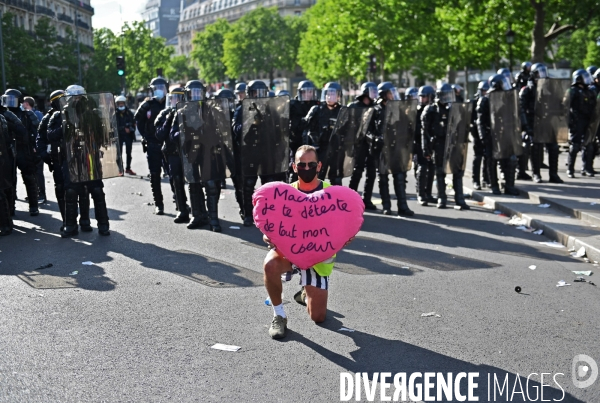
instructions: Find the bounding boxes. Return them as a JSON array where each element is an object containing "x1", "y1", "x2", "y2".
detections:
[{"x1": 506, "y1": 27, "x2": 516, "y2": 73}]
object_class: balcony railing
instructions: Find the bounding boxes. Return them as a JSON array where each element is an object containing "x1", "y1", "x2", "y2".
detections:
[
  {"x1": 58, "y1": 13, "x2": 74, "y2": 23},
  {"x1": 35, "y1": 5, "x2": 55, "y2": 18},
  {"x1": 77, "y1": 20, "x2": 89, "y2": 30},
  {"x1": 5, "y1": 0, "x2": 35, "y2": 12},
  {"x1": 66, "y1": 0, "x2": 94, "y2": 14}
]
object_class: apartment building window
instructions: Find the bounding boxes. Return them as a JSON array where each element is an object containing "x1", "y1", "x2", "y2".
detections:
[
  {"x1": 295, "y1": 10, "x2": 301, "y2": 15},
  {"x1": 294, "y1": 0, "x2": 300, "y2": 5}
]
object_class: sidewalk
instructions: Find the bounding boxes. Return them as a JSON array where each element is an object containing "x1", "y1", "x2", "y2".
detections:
[{"x1": 463, "y1": 149, "x2": 600, "y2": 262}]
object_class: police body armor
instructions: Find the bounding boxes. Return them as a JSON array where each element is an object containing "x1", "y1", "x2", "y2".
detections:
[
  {"x1": 240, "y1": 96, "x2": 290, "y2": 177},
  {"x1": 176, "y1": 99, "x2": 235, "y2": 183},
  {"x1": 443, "y1": 102, "x2": 473, "y2": 174},
  {"x1": 59, "y1": 92, "x2": 122, "y2": 182},
  {"x1": 489, "y1": 89, "x2": 524, "y2": 159}
]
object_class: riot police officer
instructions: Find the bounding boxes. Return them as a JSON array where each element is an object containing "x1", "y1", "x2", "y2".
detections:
[
  {"x1": 520, "y1": 63, "x2": 563, "y2": 183},
  {"x1": 47, "y1": 85, "x2": 110, "y2": 237},
  {"x1": 303, "y1": 82, "x2": 343, "y2": 183},
  {"x1": 0, "y1": 113, "x2": 11, "y2": 235},
  {"x1": 115, "y1": 95, "x2": 136, "y2": 176},
  {"x1": 135, "y1": 77, "x2": 168, "y2": 214},
  {"x1": 477, "y1": 74, "x2": 520, "y2": 195},
  {"x1": 156, "y1": 87, "x2": 189, "y2": 224},
  {"x1": 470, "y1": 81, "x2": 489, "y2": 189},
  {"x1": 567, "y1": 69, "x2": 597, "y2": 177},
  {"x1": 415, "y1": 85, "x2": 436, "y2": 205},
  {"x1": 515, "y1": 62, "x2": 532, "y2": 90},
  {"x1": 452, "y1": 84, "x2": 465, "y2": 102},
  {"x1": 404, "y1": 87, "x2": 418, "y2": 101},
  {"x1": 289, "y1": 80, "x2": 318, "y2": 183},
  {"x1": 497, "y1": 68, "x2": 515, "y2": 88},
  {"x1": 234, "y1": 82, "x2": 247, "y2": 107},
  {"x1": 583, "y1": 70, "x2": 600, "y2": 175},
  {"x1": 348, "y1": 82, "x2": 377, "y2": 209},
  {"x1": 422, "y1": 83, "x2": 469, "y2": 209},
  {"x1": 586, "y1": 66, "x2": 597, "y2": 79},
  {"x1": 1, "y1": 89, "x2": 39, "y2": 215}
]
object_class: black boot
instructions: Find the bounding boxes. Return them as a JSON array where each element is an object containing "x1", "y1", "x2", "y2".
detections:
[
  {"x1": 150, "y1": 172, "x2": 164, "y2": 214},
  {"x1": 532, "y1": 144, "x2": 543, "y2": 183},
  {"x1": 55, "y1": 183, "x2": 66, "y2": 232},
  {"x1": 206, "y1": 180, "x2": 222, "y2": 232},
  {"x1": 582, "y1": 143, "x2": 595, "y2": 176},
  {"x1": 173, "y1": 176, "x2": 190, "y2": 223},
  {"x1": 482, "y1": 156, "x2": 490, "y2": 187},
  {"x1": 379, "y1": 174, "x2": 392, "y2": 215},
  {"x1": 0, "y1": 193, "x2": 13, "y2": 236},
  {"x1": 90, "y1": 187, "x2": 110, "y2": 235},
  {"x1": 517, "y1": 143, "x2": 532, "y2": 180},
  {"x1": 426, "y1": 162, "x2": 436, "y2": 203},
  {"x1": 567, "y1": 143, "x2": 579, "y2": 178},
  {"x1": 452, "y1": 171, "x2": 470, "y2": 210},
  {"x1": 486, "y1": 157, "x2": 501, "y2": 195},
  {"x1": 187, "y1": 182, "x2": 209, "y2": 229},
  {"x1": 503, "y1": 157, "x2": 519, "y2": 195},
  {"x1": 242, "y1": 176, "x2": 257, "y2": 226},
  {"x1": 23, "y1": 174, "x2": 39, "y2": 216},
  {"x1": 548, "y1": 144, "x2": 564, "y2": 183},
  {"x1": 435, "y1": 167, "x2": 447, "y2": 208},
  {"x1": 472, "y1": 155, "x2": 482, "y2": 190},
  {"x1": 363, "y1": 167, "x2": 376, "y2": 208},
  {"x1": 78, "y1": 186, "x2": 92, "y2": 232},
  {"x1": 61, "y1": 188, "x2": 79, "y2": 238},
  {"x1": 416, "y1": 162, "x2": 428, "y2": 206},
  {"x1": 393, "y1": 172, "x2": 414, "y2": 216}
]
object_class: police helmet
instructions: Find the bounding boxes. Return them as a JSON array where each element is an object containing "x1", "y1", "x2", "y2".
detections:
[
  {"x1": 477, "y1": 81, "x2": 490, "y2": 92},
  {"x1": 184, "y1": 80, "x2": 205, "y2": 102},
  {"x1": 65, "y1": 85, "x2": 86, "y2": 96},
  {"x1": 497, "y1": 68, "x2": 514, "y2": 84},
  {"x1": 276, "y1": 90, "x2": 290, "y2": 97},
  {"x1": 268, "y1": 91, "x2": 275, "y2": 98},
  {"x1": 215, "y1": 88, "x2": 235, "y2": 100},
  {"x1": 572, "y1": 69, "x2": 592, "y2": 86},
  {"x1": 417, "y1": 85, "x2": 435, "y2": 105},
  {"x1": 594, "y1": 69, "x2": 600, "y2": 82},
  {"x1": 377, "y1": 82, "x2": 400, "y2": 100},
  {"x1": 489, "y1": 74, "x2": 513, "y2": 92},
  {"x1": 49, "y1": 89, "x2": 65, "y2": 110},
  {"x1": 451, "y1": 84, "x2": 464, "y2": 93},
  {"x1": 234, "y1": 82, "x2": 247, "y2": 94},
  {"x1": 530, "y1": 63, "x2": 548, "y2": 80},
  {"x1": 115, "y1": 95, "x2": 127, "y2": 104},
  {"x1": 246, "y1": 80, "x2": 269, "y2": 98},
  {"x1": 167, "y1": 87, "x2": 185, "y2": 108},
  {"x1": 586, "y1": 66, "x2": 597, "y2": 77},
  {"x1": 404, "y1": 87, "x2": 418, "y2": 100},
  {"x1": 297, "y1": 80, "x2": 318, "y2": 101},
  {"x1": 358, "y1": 82, "x2": 378, "y2": 101},
  {"x1": 321, "y1": 82, "x2": 343, "y2": 103},
  {"x1": 521, "y1": 62, "x2": 532, "y2": 72},
  {"x1": 436, "y1": 83, "x2": 456, "y2": 103},
  {"x1": 149, "y1": 77, "x2": 168, "y2": 100},
  {"x1": 1, "y1": 89, "x2": 23, "y2": 108}
]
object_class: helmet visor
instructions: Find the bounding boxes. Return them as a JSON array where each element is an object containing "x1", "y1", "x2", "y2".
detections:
[
  {"x1": 534, "y1": 66, "x2": 548, "y2": 79},
  {"x1": 1, "y1": 95, "x2": 19, "y2": 108},
  {"x1": 167, "y1": 93, "x2": 184, "y2": 108},
  {"x1": 580, "y1": 71, "x2": 593, "y2": 85},
  {"x1": 437, "y1": 90, "x2": 456, "y2": 104},
  {"x1": 248, "y1": 88, "x2": 268, "y2": 98},
  {"x1": 298, "y1": 88, "x2": 317, "y2": 101},
  {"x1": 188, "y1": 88, "x2": 204, "y2": 101},
  {"x1": 321, "y1": 88, "x2": 340, "y2": 103},
  {"x1": 387, "y1": 88, "x2": 401, "y2": 101},
  {"x1": 367, "y1": 87, "x2": 378, "y2": 100}
]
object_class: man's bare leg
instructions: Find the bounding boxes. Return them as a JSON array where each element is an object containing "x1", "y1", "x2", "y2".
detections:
[
  {"x1": 263, "y1": 249, "x2": 292, "y2": 306},
  {"x1": 305, "y1": 285, "x2": 328, "y2": 323}
]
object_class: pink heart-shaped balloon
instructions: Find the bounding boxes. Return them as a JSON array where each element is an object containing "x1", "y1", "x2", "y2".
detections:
[{"x1": 252, "y1": 182, "x2": 365, "y2": 269}]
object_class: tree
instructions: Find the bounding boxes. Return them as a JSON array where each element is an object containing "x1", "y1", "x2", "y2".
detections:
[
  {"x1": 0, "y1": 12, "x2": 40, "y2": 94},
  {"x1": 191, "y1": 18, "x2": 230, "y2": 84},
  {"x1": 84, "y1": 28, "x2": 121, "y2": 93},
  {"x1": 165, "y1": 55, "x2": 198, "y2": 85},
  {"x1": 223, "y1": 7, "x2": 302, "y2": 87}
]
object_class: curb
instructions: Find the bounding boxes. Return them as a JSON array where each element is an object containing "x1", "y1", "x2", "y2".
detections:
[{"x1": 466, "y1": 186, "x2": 600, "y2": 264}]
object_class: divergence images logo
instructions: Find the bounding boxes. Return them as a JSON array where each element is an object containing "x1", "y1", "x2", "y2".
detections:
[{"x1": 572, "y1": 354, "x2": 598, "y2": 389}]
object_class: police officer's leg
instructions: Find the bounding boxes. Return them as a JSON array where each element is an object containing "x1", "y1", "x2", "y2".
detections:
[
  {"x1": 61, "y1": 162, "x2": 79, "y2": 238},
  {"x1": 517, "y1": 139, "x2": 532, "y2": 180},
  {"x1": 425, "y1": 159, "x2": 436, "y2": 202},
  {"x1": 472, "y1": 138, "x2": 484, "y2": 189},
  {"x1": 567, "y1": 142, "x2": 580, "y2": 178},
  {"x1": 16, "y1": 153, "x2": 39, "y2": 216},
  {"x1": 53, "y1": 167, "x2": 66, "y2": 231},
  {"x1": 582, "y1": 142, "x2": 595, "y2": 177},
  {"x1": 482, "y1": 155, "x2": 490, "y2": 187},
  {"x1": 379, "y1": 171, "x2": 392, "y2": 215},
  {"x1": 169, "y1": 156, "x2": 190, "y2": 223},
  {"x1": 392, "y1": 172, "x2": 414, "y2": 216},
  {"x1": 362, "y1": 153, "x2": 377, "y2": 209},
  {"x1": 147, "y1": 144, "x2": 164, "y2": 214},
  {"x1": 88, "y1": 180, "x2": 110, "y2": 236},
  {"x1": 0, "y1": 187, "x2": 13, "y2": 235},
  {"x1": 434, "y1": 162, "x2": 447, "y2": 209},
  {"x1": 503, "y1": 156, "x2": 519, "y2": 195},
  {"x1": 125, "y1": 134, "x2": 133, "y2": 172},
  {"x1": 35, "y1": 158, "x2": 45, "y2": 201},
  {"x1": 77, "y1": 184, "x2": 92, "y2": 232},
  {"x1": 531, "y1": 143, "x2": 543, "y2": 182},
  {"x1": 348, "y1": 142, "x2": 367, "y2": 191},
  {"x1": 242, "y1": 176, "x2": 258, "y2": 227},
  {"x1": 187, "y1": 181, "x2": 209, "y2": 229},
  {"x1": 451, "y1": 170, "x2": 469, "y2": 210},
  {"x1": 317, "y1": 147, "x2": 329, "y2": 181},
  {"x1": 483, "y1": 140, "x2": 500, "y2": 194},
  {"x1": 547, "y1": 143, "x2": 563, "y2": 183},
  {"x1": 205, "y1": 180, "x2": 222, "y2": 233},
  {"x1": 415, "y1": 152, "x2": 428, "y2": 205}
]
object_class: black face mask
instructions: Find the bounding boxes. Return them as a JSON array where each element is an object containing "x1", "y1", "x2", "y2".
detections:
[{"x1": 297, "y1": 166, "x2": 318, "y2": 183}]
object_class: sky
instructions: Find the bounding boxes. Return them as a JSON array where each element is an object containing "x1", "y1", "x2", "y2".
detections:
[{"x1": 90, "y1": 0, "x2": 145, "y2": 33}]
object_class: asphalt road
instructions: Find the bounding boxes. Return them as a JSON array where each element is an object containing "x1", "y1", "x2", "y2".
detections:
[{"x1": 1, "y1": 142, "x2": 599, "y2": 402}]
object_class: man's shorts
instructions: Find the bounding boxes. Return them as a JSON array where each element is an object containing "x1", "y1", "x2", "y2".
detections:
[{"x1": 286, "y1": 266, "x2": 329, "y2": 290}]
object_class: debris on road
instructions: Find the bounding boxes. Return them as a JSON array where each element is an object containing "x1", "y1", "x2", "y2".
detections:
[
  {"x1": 35, "y1": 263, "x2": 53, "y2": 270},
  {"x1": 69, "y1": 271, "x2": 78, "y2": 276},
  {"x1": 339, "y1": 327, "x2": 355, "y2": 332},
  {"x1": 539, "y1": 241, "x2": 565, "y2": 248},
  {"x1": 81, "y1": 261, "x2": 94, "y2": 266},
  {"x1": 529, "y1": 265, "x2": 536, "y2": 270},
  {"x1": 211, "y1": 343, "x2": 241, "y2": 352},
  {"x1": 421, "y1": 312, "x2": 441, "y2": 318},
  {"x1": 556, "y1": 280, "x2": 571, "y2": 287},
  {"x1": 515, "y1": 286, "x2": 522, "y2": 293},
  {"x1": 571, "y1": 247, "x2": 586, "y2": 258},
  {"x1": 515, "y1": 226, "x2": 535, "y2": 232},
  {"x1": 229, "y1": 226, "x2": 241, "y2": 230},
  {"x1": 538, "y1": 204, "x2": 551, "y2": 208},
  {"x1": 572, "y1": 271, "x2": 592, "y2": 276},
  {"x1": 508, "y1": 215, "x2": 527, "y2": 226},
  {"x1": 494, "y1": 210, "x2": 502, "y2": 215},
  {"x1": 574, "y1": 277, "x2": 596, "y2": 286}
]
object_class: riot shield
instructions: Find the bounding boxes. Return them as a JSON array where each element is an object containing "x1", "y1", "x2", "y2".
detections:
[
  {"x1": 585, "y1": 98, "x2": 600, "y2": 146},
  {"x1": 0, "y1": 122, "x2": 11, "y2": 190},
  {"x1": 327, "y1": 106, "x2": 372, "y2": 178},
  {"x1": 176, "y1": 99, "x2": 234, "y2": 183},
  {"x1": 241, "y1": 96, "x2": 290, "y2": 177},
  {"x1": 59, "y1": 92, "x2": 122, "y2": 183},
  {"x1": 380, "y1": 100, "x2": 418, "y2": 174},
  {"x1": 443, "y1": 102, "x2": 472, "y2": 174},
  {"x1": 489, "y1": 90, "x2": 524, "y2": 159},
  {"x1": 534, "y1": 78, "x2": 570, "y2": 144}
]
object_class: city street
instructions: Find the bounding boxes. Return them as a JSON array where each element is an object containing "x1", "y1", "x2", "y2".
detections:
[{"x1": 1, "y1": 142, "x2": 599, "y2": 402}]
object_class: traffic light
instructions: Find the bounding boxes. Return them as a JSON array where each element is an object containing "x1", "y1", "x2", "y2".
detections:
[
  {"x1": 368, "y1": 54, "x2": 377, "y2": 73},
  {"x1": 116, "y1": 56, "x2": 125, "y2": 76}
]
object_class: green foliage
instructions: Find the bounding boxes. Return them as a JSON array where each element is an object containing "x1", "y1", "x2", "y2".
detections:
[
  {"x1": 165, "y1": 55, "x2": 198, "y2": 85},
  {"x1": 85, "y1": 28, "x2": 121, "y2": 93},
  {"x1": 223, "y1": 7, "x2": 303, "y2": 85},
  {"x1": 1, "y1": 12, "x2": 41, "y2": 94},
  {"x1": 191, "y1": 18, "x2": 230, "y2": 83}
]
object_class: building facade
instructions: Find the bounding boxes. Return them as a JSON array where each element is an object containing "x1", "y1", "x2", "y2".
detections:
[
  {"x1": 142, "y1": 0, "x2": 182, "y2": 42},
  {"x1": 0, "y1": 0, "x2": 94, "y2": 51}
]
